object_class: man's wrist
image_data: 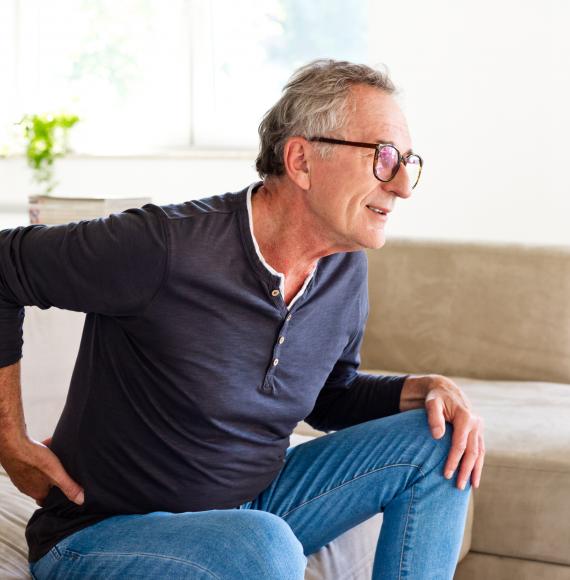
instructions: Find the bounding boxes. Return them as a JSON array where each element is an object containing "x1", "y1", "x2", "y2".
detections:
[
  {"x1": 0, "y1": 423, "x2": 28, "y2": 460},
  {"x1": 0, "y1": 360, "x2": 28, "y2": 456},
  {"x1": 399, "y1": 374, "x2": 431, "y2": 412}
]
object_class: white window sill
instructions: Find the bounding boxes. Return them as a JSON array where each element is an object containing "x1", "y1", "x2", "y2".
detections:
[{"x1": 1, "y1": 147, "x2": 258, "y2": 161}]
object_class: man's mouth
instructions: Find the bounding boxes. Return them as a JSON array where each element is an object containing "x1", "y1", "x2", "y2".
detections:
[{"x1": 366, "y1": 205, "x2": 389, "y2": 215}]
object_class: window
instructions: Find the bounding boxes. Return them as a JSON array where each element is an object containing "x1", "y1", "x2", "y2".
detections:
[
  {"x1": 191, "y1": 0, "x2": 369, "y2": 148},
  {"x1": 0, "y1": 0, "x2": 370, "y2": 154}
]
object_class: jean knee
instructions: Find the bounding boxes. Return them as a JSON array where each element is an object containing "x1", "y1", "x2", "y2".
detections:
[
  {"x1": 407, "y1": 407, "x2": 454, "y2": 439},
  {"x1": 236, "y1": 511, "x2": 307, "y2": 578},
  {"x1": 400, "y1": 408, "x2": 455, "y2": 468}
]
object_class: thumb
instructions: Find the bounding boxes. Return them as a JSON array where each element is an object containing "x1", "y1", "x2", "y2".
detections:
[
  {"x1": 425, "y1": 394, "x2": 446, "y2": 439},
  {"x1": 46, "y1": 459, "x2": 84, "y2": 506}
]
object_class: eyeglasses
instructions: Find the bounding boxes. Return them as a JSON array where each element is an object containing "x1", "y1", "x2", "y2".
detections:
[{"x1": 308, "y1": 137, "x2": 423, "y2": 190}]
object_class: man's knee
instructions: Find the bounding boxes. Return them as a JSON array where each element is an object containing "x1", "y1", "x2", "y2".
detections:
[
  {"x1": 394, "y1": 408, "x2": 455, "y2": 471},
  {"x1": 232, "y1": 510, "x2": 307, "y2": 578},
  {"x1": 399, "y1": 407, "x2": 453, "y2": 438}
]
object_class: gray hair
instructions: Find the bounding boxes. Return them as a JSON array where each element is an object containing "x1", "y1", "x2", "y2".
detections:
[{"x1": 255, "y1": 59, "x2": 397, "y2": 179}]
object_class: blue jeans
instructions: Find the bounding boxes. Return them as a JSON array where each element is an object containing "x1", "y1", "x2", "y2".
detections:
[{"x1": 30, "y1": 408, "x2": 471, "y2": 579}]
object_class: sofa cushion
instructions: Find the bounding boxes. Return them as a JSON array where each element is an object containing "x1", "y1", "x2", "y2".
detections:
[
  {"x1": 457, "y1": 377, "x2": 570, "y2": 565},
  {"x1": 455, "y1": 552, "x2": 570, "y2": 580},
  {"x1": 360, "y1": 371, "x2": 570, "y2": 566},
  {"x1": 0, "y1": 468, "x2": 35, "y2": 579}
]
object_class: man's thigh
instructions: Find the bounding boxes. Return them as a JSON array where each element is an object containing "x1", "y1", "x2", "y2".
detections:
[
  {"x1": 244, "y1": 408, "x2": 456, "y2": 555},
  {"x1": 30, "y1": 509, "x2": 306, "y2": 580}
]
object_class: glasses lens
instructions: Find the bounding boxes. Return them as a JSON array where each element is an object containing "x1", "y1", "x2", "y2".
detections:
[
  {"x1": 375, "y1": 145, "x2": 399, "y2": 181},
  {"x1": 405, "y1": 155, "x2": 422, "y2": 189}
]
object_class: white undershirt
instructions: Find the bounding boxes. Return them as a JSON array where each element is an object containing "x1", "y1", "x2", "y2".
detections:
[{"x1": 246, "y1": 182, "x2": 317, "y2": 311}]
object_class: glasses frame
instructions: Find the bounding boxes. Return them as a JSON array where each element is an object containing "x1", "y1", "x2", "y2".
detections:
[{"x1": 308, "y1": 136, "x2": 423, "y2": 189}]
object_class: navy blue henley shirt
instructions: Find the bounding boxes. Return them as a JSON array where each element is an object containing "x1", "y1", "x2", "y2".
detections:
[{"x1": 0, "y1": 182, "x2": 407, "y2": 562}]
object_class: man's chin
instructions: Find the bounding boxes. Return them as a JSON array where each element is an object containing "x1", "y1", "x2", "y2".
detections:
[{"x1": 359, "y1": 232, "x2": 387, "y2": 251}]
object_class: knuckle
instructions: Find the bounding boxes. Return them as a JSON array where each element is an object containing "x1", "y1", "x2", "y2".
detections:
[
  {"x1": 454, "y1": 440, "x2": 468, "y2": 453},
  {"x1": 469, "y1": 415, "x2": 478, "y2": 428}
]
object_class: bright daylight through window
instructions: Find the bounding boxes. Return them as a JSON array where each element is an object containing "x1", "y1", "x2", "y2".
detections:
[{"x1": 0, "y1": 0, "x2": 369, "y2": 154}]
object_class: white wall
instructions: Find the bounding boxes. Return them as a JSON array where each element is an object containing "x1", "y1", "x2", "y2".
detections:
[
  {"x1": 0, "y1": 154, "x2": 260, "y2": 229},
  {"x1": 1, "y1": 0, "x2": 569, "y2": 245},
  {"x1": 368, "y1": 0, "x2": 570, "y2": 245}
]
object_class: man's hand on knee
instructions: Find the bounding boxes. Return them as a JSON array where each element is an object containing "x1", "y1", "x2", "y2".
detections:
[{"x1": 403, "y1": 374, "x2": 486, "y2": 491}]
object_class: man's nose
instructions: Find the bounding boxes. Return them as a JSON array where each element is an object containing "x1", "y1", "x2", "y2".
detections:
[{"x1": 382, "y1": 163, "x2": 413, "y2": 199}]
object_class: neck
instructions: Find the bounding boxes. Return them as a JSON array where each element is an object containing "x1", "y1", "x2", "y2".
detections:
[{"x1": 250, "y1": 179, "x2": 349, "y2": 278}]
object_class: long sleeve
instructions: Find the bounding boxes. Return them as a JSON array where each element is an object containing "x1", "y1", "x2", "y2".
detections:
[
  {"x1": 0, "y1": 205, "x2": 168, "y2": 368},
  {"x1": 304, "y1": 324, "x2": 408, "y2": 432},
  {"x1": 304, "y1": 256, "x2": 408, "y2": 433}
]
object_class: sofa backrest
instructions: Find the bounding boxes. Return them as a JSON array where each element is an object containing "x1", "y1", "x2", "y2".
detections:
[{"x1": 361, "y1": 238, "x2": 570, "y2": 384}]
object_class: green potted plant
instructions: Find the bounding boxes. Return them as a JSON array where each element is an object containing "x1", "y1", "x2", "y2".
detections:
[
  {"x1": 17, "y1": 112, "x2": 151, "y2": 225},
  {"x1": 18, "y1": 113, "x2": 80, "y2": 196}
]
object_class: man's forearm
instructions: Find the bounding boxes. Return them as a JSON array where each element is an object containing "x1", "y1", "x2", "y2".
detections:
[
  {"x1": 399, "y1": 374, "x2": 430, "y2": 412},
  {"x1": 0, "y1": 361, "x2": 27, "y2": 456}
]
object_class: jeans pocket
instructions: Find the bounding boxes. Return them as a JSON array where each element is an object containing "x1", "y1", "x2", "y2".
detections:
[{"x1": 29, "y1": 545, "x2": 63, "y2": 579}]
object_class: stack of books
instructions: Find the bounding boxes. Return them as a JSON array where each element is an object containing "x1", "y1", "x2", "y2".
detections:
[{"x1": 28, "y1": 195, "x2": 152, "y2": 225}]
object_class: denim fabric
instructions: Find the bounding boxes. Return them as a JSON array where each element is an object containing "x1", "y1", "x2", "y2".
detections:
[{"x1": 30, "y1": 409, "x2": 470, "y2": 579}]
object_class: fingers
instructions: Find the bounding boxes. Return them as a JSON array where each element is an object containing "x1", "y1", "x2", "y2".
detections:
[
  {"x1": 443, "y1": 414, "x2": 485, "y2": 491},
  {"x1": 470, "y1": 432, "x2": 485, "y2": 488},
  {"x1": 32, "y1": 445, "x2": 85, "y2": 506},
  {"x1": 443, "y1": 411, "x2": 472, "y2": 481},
  {"x1": 47, "y1": 460, "x2": 85, "y2": 505},
  {"x1": 2, "y1": 440, "x2": 84, "y2": 507},
  {"x1": 425, "y1": 396, "x2": 446, "y2": 439},
  {"x1": 41, "y1": 436, "x2": 53, "y2": 448},
  {"x1": 424, "y1": 381, "x2": 485, "y2": 491},
  {"x1": 455, "y1": 428, "x2": 479, "y2": 490}
]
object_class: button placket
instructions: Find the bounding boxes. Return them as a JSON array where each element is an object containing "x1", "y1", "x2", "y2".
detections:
[
  {"x1": 260, "y1": 311, "x2": 293, "y2": 395},
  {"x1": 266, "y1": 282, "x2": 288, "y2": 317}
]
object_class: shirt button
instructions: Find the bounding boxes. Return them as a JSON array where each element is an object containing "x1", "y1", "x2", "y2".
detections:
[
  {"x1": 273, "y1": 358, "x2": 279, "y2": 366},
  {"x1": 271, "y1": 289, "x2": 280, "y2": 297},
  {"x1": 278, "y1": 336, "x2": 285, "y2": 344}
]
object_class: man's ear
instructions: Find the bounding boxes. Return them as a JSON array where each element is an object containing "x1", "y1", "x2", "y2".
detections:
[{"x1": 282, "y1": 137, "x2": 312, "y2": 191}]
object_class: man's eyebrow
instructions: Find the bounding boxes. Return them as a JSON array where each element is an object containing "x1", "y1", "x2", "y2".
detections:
[{"x1": 375, "y1": 139, "x2": 414, "y2": 156}]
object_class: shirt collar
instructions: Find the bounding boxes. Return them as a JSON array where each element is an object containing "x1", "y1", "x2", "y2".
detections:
[
  {"x1": 245, "y1": 182, "x2": 318, "y2": 311},
  {"x1": 246, "y1": 182, "x2": 285, "y2": 297}
]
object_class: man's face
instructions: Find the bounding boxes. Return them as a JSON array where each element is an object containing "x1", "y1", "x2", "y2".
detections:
[{"x1": 306, "y1": 84, "x2": 415, "y2": 251}]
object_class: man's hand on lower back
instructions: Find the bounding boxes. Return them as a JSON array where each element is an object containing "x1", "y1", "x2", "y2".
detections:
[{"x1": 0, "y1": 436, "x2": 84, "y2": 507}]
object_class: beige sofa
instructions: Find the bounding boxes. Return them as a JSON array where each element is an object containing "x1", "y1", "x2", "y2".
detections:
[
  {"x1": 1, "y1": 237, "x2": 569, "y2": 578},
  {"x1": 361, "y1": 238, "x2": 570, "y2": 579}
]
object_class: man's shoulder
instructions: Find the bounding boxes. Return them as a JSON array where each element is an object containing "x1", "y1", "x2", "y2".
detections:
[
  {"x1": 318, "y1": 250, "x2": 367, "y2": 295},
  {"x1": 154, "y1": 185, "x2": 253, "y2": 222},
  {"x1": 327, "y1": 248, "x2": 367, "y2": 274}
]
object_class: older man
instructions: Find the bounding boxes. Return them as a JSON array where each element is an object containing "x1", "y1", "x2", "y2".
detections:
[{"x1": 0, "y1": 59, "x2": 484, "y2": 579}]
